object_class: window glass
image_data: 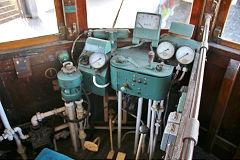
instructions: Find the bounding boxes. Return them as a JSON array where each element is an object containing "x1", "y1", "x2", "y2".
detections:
[
  {"x1": 87, "y1": 0, "x2": 193, "y2": 29},
  {"x1": 0, "y1": 0, "x2": 58, "y2": 43},
  {"x1": 221, "y1": 0, "x2": 240, "y2": 44}
]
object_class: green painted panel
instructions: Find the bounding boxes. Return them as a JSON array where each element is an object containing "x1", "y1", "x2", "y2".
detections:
[
  {"x1": 169, "y1": 22, "x2": 194, "y2": 37},
  {"x1": 64, "y1": 5, "x2": 76, "y2": 13},
  {"x1": 177, "y1": 92, "x2": 186, "y2": 113},
  {"x1": 84, "y1": 37, "x2": 111, "y2": 54}
]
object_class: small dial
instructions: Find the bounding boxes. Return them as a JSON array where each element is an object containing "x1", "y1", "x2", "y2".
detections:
[
  {"x1": 136, "y1": 13, "x2": 160, "y2": 30},
  {"x1": 89, "y1": 53, "x2": 107, "y2": 69},
  {"x1": 157, "y1": 41, "x2": 175, "y2": 60},
  {"x1": 176, "y1": 46, "x2": 195, "y2": 64}
]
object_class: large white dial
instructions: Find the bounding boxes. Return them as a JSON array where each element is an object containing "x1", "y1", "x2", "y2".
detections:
[
  {"x1": 89, "y1": 53, "x2": 107, "y2": 69},
  {"x1": 136, "y1": 13, "x2": 160, "y2": 30},
  {"x1": 176, "y1": 46, "x2": 195, "y2": 64},
  {"x1": 157, "y1": 41, "x2": 175, "y2": 60}
]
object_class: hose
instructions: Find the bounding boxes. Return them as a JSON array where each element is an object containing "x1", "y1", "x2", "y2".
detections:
[{"x1": 93, "y1": 75, "x2": 110, "y2": 88}]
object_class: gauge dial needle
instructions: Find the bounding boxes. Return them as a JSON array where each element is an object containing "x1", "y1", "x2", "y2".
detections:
[
  {"x1": 137, "y1": 22, "x2": 144, "y2": 28},
  {"x1": 160, "y1": 48, "x2": 169, "y2": 54},
  {"x1": 179, "y1": 53, "x2": 189, "y2": 59},
  {"x1": 92, "y1": 58, "x2": 101, "y2": 64}
]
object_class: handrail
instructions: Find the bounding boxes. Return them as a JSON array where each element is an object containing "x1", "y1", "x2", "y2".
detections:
[{"x1": 180, "y1": 13, "x2": 212, "y2": 160}]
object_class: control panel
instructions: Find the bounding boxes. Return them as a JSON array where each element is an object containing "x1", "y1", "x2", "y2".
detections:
[{"x1": 110, "y1": 47, "x2": 174, "y2": 101}]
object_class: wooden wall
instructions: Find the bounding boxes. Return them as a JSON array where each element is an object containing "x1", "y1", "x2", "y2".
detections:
[
  {"x1": 0, "y1": 41, "x2": 73, "y2": 125},
  {"x1": 199, "y1": 43, "x2": 240, "y2": 159}
]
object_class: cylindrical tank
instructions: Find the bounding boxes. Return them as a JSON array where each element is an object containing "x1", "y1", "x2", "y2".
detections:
[{"x1": 57, "y1": 62, "x2": 82, "y2": 102}]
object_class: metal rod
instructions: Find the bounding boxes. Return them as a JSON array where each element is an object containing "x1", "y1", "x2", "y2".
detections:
[
  {"x1": 118, "y1": 91, "x2": 122, "y2": 149},
  {"x1": 149, "y1": 100, "x2": 158, "y2": 159},
  {"x1": 136, "y1": 134, "x2": 144, "y2": 160},
  {"x1": 134, "y1": 97, "x2": 143, "y2": 154},
  {"x1": 142, "y1": 99, "x2": 152, "y2": 153},
  {"x1": 181, "y1": 13, "x2": 212, "y2": 160},
  {"x1": 109, "y1": 115, "x2": 114, "y2": 151}
]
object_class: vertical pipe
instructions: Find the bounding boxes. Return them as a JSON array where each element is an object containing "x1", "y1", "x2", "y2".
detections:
[
  {"x1": 14, "y1": 134, "x2": 27, "y2": 160},
  {"x1": 118, "y1": 91, "x2": 122, "y2": 149},
  {"x1": 181, "y1": 13, "x2": 212, "y2": 160},
  {"x1": 149, "y1": 100, "x2": 158, "y2": 160},
  {"x1": 1, "y1": 101, "x2": 27, "y2": 159},
  {"x1": 142, "y1": 99, "x2": 152, "y2": 152},
  {"x1": 65, "y1": 102, "x2": 79, "y2": 152},
  {"x1": 134, "y1": 97, "x2": 143, "y2": 154},
  {"x1": 152, "y1": 101, "x2": 164, "y2": 155},
  {"x1": 136, "y1": 134, "x2": 144, "y2": 160},
  {"x1": 0, "y1": 101, "x2": 11, "y2": 130}
]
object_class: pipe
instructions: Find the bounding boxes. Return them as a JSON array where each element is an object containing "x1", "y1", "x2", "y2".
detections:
[
  {"x1": 14, "y1": 134, "x2": 27, "y2": 160},
  {"x1": 65, "y1": 102, "x2": 79, "y2": 152},
  {"x1": 14, "y1": 127, "x2": 29, "y2": 140},
  {"x1": 181, "y1": 13, "x2": 212, "y2": 160},
  {"x1": 31, "y1": 106, "x2": 66, "y2": 126},
  {"x1": 93, "y1": 75, "x2": 109, "y2": 88},
  {"x1": 0, "y1": 101, "x2": 11, "y2": 130},
  {"x1": 75, "y1": 100, "x2": 86, "y2": 150},
  {"x1": 152, "y1": 101, "x2": 164, "y2": 155},
  {"x1": 134, "y1": 97, "x2": 143, "y2": 154},
  {"x1": 55, "y1": 123, "x2": 69, "y2": 132},
  {"x1": 118, "y1": 91, "x2": 122, "y2": 149},
  {"x1": 178, "y1": 67, "x2": 188, "y2": 81},
  {"x1": 149, "y1": 100, "x2": 158, "y2": 159},
  {"x1": 136, "y1": 134, "x2": 144, "y2": 160},
  {"x1": 142, "y1": 99, "x2": 152, "y2": 153}
]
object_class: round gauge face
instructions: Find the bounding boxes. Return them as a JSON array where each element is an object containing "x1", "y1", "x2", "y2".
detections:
[
  {"x1": 136, "y1": 13, "x2": 160, "y2": 30},
  {"x1": 176, "y1": 46, "x2": 195, "y2": 64},
  {"x1": 89, "y1": 53, "x2": 107, "y2": 69},
  {"x1": 157, "y1": 41, "x2": 175, "y2": 60}
]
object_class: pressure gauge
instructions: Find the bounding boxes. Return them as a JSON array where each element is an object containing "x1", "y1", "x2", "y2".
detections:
[
  {"x1": 176, "y1": 46, "x2": 195, "y2": 64},
  {"x1": 136, "y1": 13, "x2": 160, "y2": 30},
  {"x1": 157, "y1": 41, "x2": 175, "y2": 60},
  {"x1": 89, "y1": 53, "x2": 108, "y2": 69}
]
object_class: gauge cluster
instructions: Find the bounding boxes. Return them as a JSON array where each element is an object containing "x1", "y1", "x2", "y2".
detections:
[{"x1": 156, "y1": 40, "x2": 196, "y2": 65}]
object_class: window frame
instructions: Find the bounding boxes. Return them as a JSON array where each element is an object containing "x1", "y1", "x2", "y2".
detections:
[
  {"x1": 84, "y1": 0, "x2": 203, "y2": 39},
  {"x1": 0, "y1": 0, "x2": 203, "y2": 51},
  {"x1": 213, "y1": 0, "x2": 240, "y2": 50},
  {"x1": 0, "y1": 0, "x2": 65, "y2": 51}
]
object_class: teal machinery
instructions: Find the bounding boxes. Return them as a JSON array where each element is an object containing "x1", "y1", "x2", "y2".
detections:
[
  {"x1": 78, "y1": 29, "x2": 130, "y2": 96},
  {"x1": 110, "y1": 12, "x2": 174, "y2": 158},
  {"x1": 110, "y1": 12, "x2": 199, "y2": 159},
  {"x1": 57, "y1": 51, "x2": 83, "y2": 102}
]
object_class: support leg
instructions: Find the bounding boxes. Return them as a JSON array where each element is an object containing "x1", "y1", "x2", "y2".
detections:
[
  {"x1": 142, "y1": 99, "x2": 152, "y2": 153},
  {"x1": 134, "y1": 97, "x2": 143, "y2": 154},
  {"x1": 149, "y1": 101, "x2": 158, "y2": 160},
  {"x1": 118, "y1": 91, "x2": 122, "y2": 149}
]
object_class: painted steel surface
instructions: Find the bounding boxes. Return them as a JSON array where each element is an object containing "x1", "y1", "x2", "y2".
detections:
[{"x1": 110, "y1": 47, "x2": 174, "y2": 101}]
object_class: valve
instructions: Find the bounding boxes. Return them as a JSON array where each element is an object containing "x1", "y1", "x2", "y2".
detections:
[{"x1": 120, "y1": 83, "x2": 128, "y2": 92}]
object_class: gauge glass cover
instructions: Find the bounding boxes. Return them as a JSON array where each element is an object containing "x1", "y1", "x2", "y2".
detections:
[
  {"x1": 157, "y1": 41, "x2": 175, "y2": 60},
  {"x1": 176, "y1": 46, "x2": 195, "y2": 64},
  {"x1": 89, "y1": 53, "x2": 107, "y2": 69},
  {"x1": 136, "y1": 13, "x2": 160, "y2": 30}
]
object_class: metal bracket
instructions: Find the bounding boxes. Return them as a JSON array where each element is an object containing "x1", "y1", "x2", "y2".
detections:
[
  {"x1": 212, "y1": 26, "x2": 222, "y2": 43},
  {"x1": 58, "y1": 24, "x2": 66, "y2": 39},
  {"x1": 13, "y1": 56, "x2": 32, "y2": 78}
]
